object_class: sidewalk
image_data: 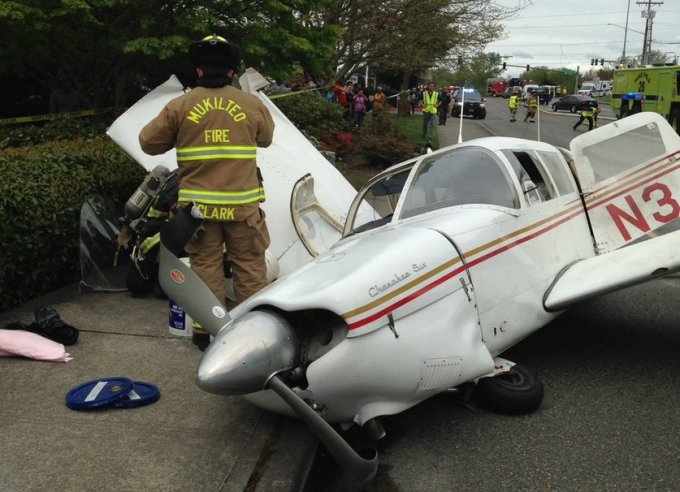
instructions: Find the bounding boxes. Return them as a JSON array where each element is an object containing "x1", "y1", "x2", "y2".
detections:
[
  {"x1": 436, "y1": 114, "x2": 491, "y2": 147},
  {"x1": 0, "y1": 283, "x2": 316, "y2": 492}
]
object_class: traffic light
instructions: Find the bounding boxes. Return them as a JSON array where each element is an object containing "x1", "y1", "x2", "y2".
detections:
[
  {"x1": 502, "y1": 62, "x2": 506, "y2": 70},
  {"x1": 526, "y1": 64, "x2": 530, "y2": 72},
  {"x1": 601, "y1": 58, "x2": 605, "y2": 66}
]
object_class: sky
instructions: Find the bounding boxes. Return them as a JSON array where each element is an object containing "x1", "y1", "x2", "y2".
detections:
[{"x1": 486, "y1": 0, "x2": 680, "y2": 77}]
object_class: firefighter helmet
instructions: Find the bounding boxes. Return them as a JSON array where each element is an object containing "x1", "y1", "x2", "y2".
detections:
[{"x1": 189, "y1": 34, "x2": 241, "y2": 70}]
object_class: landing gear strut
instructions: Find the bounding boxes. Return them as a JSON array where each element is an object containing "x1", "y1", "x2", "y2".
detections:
[{"x1": 473, "y1": 361, "x2": 544, "y2": 415}]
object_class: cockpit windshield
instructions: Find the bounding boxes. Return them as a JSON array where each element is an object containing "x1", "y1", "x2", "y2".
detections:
[
  {"x1": 399, "y1": 146, "x2": 518, "y2": 218},
  {"x1": 344, "y1": 146, "x2": 519, "y2": 236}
]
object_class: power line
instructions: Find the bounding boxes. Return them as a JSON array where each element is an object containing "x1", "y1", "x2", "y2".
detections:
[
  {"x1": 509, "y1": 10, "x2": 627, "y2": 19},
  {"x1": 491, "y1": 41, "x2": 638, "y2": 47},
  {"x1": 510, "y1": 23, "x2": 626, "y2": 29}
]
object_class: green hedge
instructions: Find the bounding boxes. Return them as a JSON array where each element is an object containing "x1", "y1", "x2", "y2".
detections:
[
  {"x1": 0, "y1": 118, "x2": 112, "y2": 149},
  {"x1": 271, "y1": 91, "x2": 345, "y2": 139},
  {"x1": 0, "y1": 138, "x2": 144, "y2": 311}
]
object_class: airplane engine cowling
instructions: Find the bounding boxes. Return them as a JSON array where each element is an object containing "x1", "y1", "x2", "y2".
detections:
[{"x1": 196, "y1": 310, "x2": 297, "y2": 395}]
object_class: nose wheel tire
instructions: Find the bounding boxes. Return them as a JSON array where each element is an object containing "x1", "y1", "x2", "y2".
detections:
[{"x1": 473, "y1": 364, "x2": 544, "y2": 415}]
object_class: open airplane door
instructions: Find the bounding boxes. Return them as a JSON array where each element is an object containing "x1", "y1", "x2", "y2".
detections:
[
  {"x1": 107, "y1": 69, "x2": 361, "y2": 280},
  {"x1": 544, "y1": 112, "x2": 680, "y2": 311},
  {"x1": 569, "y1": 112, "x2": 680, "y2": 253}
]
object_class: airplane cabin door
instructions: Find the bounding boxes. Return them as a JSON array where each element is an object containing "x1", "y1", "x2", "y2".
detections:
[{"x1": 569, "y1": 112, "x2": 680, "y2": 253}]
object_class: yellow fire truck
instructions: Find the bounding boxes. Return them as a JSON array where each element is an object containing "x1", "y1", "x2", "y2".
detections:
[{"x1": 611, "y1": 65, "x2": 680, "y2": 134}]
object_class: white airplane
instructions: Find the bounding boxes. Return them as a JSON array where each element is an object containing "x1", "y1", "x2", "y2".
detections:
[{"x1": 109, "y1": 71, "x2": 680, "y2": 481}]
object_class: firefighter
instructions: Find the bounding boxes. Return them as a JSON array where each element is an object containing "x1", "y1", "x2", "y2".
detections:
[
  {"x1": 524, "y1": 92, "x2": 538, "y2": 122},
  {"x1": 508, "y1": 88, "x2": 521, "y2": 122},
  {"x1": 139, "y1": 34, "x2": 275, "y2": 349},
  {"x1": 573, "y1": 105, "x2": 600, "y2": 131}
]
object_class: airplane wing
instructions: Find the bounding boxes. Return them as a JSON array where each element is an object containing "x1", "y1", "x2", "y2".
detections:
[
  {"x1": 543, "y1": 228, "x2": 680, "y2": 311},
  {"x1": 106, "y1": 69, "x2": 363, "y2": 277},
  {"x1": 544, "y1": 112, "x2": 680, "y2": 311}
]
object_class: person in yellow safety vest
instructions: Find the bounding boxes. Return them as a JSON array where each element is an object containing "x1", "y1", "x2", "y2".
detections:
[
  {"x1": 524, "y1": 93, "x2": 538, "y2": 122},
  {"x1": 573, "y1": 105, "x2": 600, "y2": 131},
  {"x1": 139, "y1": 34, "x2": 275, "y2": 350},
  {"x1": 420, "y1": 82, "x2": 440, "y2": 146},
  {"x1": 508, "y1": 88, "x2": 521, "y2": 122}
]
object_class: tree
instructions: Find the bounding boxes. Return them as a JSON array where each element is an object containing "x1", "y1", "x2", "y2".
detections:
[
  {"x1": 0, "y1": 1, "x2": 215, "y2": 111},
  {"x1": 0, "y1": 0, "x2": 340, "y2": 114},
  {"x1": 441, "y1": 52, "x2": 504, "y2": 91},
  {"x1": 321, "y1": 0, "x2": 515, "y2": 114},
  {"x1": 210, "y1": 0, "x2": 340, "y2": 84}
]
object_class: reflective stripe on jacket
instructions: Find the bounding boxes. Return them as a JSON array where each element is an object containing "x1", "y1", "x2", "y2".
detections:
[
  {"x1": 139, "y1": 85, "x2": 275, "y2": 221},
  {"x1": 140, "y1": 233, "x2": 160, "y2": 254},
  {"x1": 178, "y1": 186, "x2": 265, "y2": 205},
  {"x1": 176, "y1": 145, "x2": 257, "y2": 161},
  {"x1": 581, "y1": 107, "x2": 597, "y2": 117}
]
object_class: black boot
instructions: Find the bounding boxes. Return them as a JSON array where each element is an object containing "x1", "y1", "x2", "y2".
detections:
[{"x1": 192, "y1": 332, "x2": 210, "y2": 351}]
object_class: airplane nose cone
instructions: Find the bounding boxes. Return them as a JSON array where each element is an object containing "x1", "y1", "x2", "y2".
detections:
[{"x1": 196, "y1": 310, "x2": 297, "y2": 395}]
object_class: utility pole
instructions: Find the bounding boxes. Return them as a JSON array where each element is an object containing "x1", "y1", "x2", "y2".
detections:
[
  {"x1": 622, "y1": 0, "x2": 631, "y2": 65},
  {"x1": 638, "y1": 0, "x2": 663, "y2": 65},
  {"x1": 574, "y1": 66, "x2": 580, "y2": 93}
]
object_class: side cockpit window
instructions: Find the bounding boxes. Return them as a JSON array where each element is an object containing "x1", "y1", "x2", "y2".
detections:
[
  {"x1": 503, "y1": 150, "x2": 556, "y2": 204},
  {"x1": 348, "y1": 169, "x2": 411, "y2": 234}
]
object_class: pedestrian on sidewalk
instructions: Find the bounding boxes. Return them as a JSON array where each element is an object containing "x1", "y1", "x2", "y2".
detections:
[
  {"x1": 352, "y1": 89, "x2": 368, "y2": 129},
  {"x1": 438, "y1": 86, "x2": 451, "y2": 126},
  {"x1": 421, "y1": 82, "x2": 440, "y2": 145}
]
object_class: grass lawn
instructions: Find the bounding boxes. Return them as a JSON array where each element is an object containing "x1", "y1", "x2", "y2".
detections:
[{"x1": 391, "y1": 112, "x2": 440, "y2": 149}]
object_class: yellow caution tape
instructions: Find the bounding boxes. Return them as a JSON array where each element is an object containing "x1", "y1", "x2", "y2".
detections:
[
  {"x1": 0, "y1": 108, "x2": 114, "y2": 126},
  {"x1": 268, "y1": 84, "x2": 333, "y2": 100}
]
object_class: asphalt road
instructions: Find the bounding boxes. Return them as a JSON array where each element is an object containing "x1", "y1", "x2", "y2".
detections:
[
  {"x1": 306, "y1": 101, "x2": 680, "y2": 492},
  {"x1": 441, "y1": 96, "x2": 617, "y2": 149}
]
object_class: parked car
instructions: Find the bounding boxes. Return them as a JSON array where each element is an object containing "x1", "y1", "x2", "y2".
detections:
[
  {"x1": 451, "y1": 89, "x2": 486, "y2": 119},
  {"x1": 551, "y1": 95, "x2": 598, "y2": 113}
]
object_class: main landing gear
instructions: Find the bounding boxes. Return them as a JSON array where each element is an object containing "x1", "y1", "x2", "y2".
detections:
[{"x1": 472, "y1": 358, "x2": 544, "y2": 415}]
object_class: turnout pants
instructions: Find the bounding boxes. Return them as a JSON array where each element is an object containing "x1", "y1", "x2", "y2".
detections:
[{"x1": 184, "y1": 209, "x2": 271, "y2": 305}]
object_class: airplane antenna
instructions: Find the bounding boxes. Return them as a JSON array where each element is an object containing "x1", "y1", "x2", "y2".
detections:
[{"x1": 457, "y1": 83, "x2": 466, "y2": 143}]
